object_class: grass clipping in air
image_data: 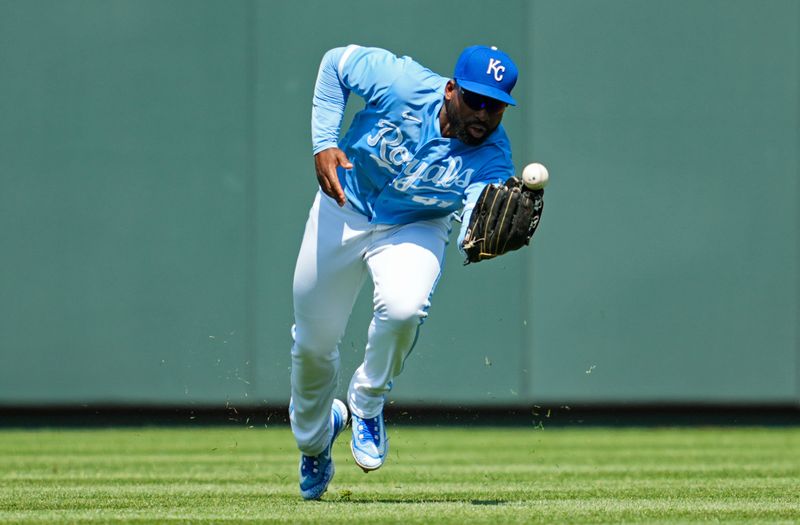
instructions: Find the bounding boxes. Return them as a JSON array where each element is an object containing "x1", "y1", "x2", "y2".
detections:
[{"x1": 1, "y1": 426, "x2": 799, "y2": 523}]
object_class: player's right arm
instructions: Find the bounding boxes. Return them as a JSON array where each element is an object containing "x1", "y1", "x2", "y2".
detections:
[
  {"x1": 311, "y1": 45, "x2": 407, "y2": 205},
  {"x1": 314, "y1": 148, "x2": 350, "y2": 206}
]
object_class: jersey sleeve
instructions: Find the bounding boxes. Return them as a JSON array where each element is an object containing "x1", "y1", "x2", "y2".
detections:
[{"x1": 311, "y1": 45, "x2": 408, "y2": 154}]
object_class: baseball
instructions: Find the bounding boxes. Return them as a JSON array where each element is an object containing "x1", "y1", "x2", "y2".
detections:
[{"x1": 521, "y1": 163, "x2": 549, "y2": 190}]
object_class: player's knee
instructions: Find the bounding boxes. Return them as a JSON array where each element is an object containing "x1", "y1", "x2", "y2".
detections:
[
  {"x1": 376, "y1": 297, "x2": 429, "y2": 327},
  {"x1": 292, "y1": 322, "x2": 343, "y2": 357}
]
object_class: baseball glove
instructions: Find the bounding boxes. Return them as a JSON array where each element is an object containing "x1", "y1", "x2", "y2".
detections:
[{"x1": 462, "y1": 177, "x2": 544, "y2": 264}]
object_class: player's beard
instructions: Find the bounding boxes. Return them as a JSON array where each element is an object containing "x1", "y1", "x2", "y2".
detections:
[{"x1": 445, "y1": 99, "x2": 494, "y2": 146}]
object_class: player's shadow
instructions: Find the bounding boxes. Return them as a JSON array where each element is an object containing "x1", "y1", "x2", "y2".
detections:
[{"x1": 329, "y1": 494, "x2": 508, "y2": 506}]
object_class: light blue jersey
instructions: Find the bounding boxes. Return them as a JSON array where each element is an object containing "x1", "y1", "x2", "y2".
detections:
[{"x1": 311, "y1": 45, "x2": 514, "y2": 241}]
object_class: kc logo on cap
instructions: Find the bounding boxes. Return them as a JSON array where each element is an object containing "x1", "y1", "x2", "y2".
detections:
[
  {"x1": 453, "y1": 45, "x2": 518, "y2": 106},
  {"x1": 487, "y1": 58, "x2": 505, "y2": 82}
]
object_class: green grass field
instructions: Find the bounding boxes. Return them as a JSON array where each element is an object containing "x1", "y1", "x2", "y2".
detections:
[{"x1": 1, "y1": 425, "x2": 798, "y2": 524}]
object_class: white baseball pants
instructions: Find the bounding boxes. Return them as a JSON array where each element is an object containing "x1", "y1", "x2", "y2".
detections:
[{"x1": 289, "y1": 191, "x2": 450, "y2": 455}]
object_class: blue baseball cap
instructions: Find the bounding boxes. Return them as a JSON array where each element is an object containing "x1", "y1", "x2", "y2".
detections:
[{"x1": 453, "y1": 45, "x2": 518, "y2": 106}]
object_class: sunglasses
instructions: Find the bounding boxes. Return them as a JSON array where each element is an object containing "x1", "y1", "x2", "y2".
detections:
[{"x1": 458, "y1": 85, "x2": 507, "y2": 113}]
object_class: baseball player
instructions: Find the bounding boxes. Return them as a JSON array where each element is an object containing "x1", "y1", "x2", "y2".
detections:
[{"x1": 290, "y1": 44, "x2": 543, "y2": 500}]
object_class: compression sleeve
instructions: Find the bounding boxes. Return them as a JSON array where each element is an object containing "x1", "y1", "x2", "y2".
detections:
[
  {"x1": 311, "y1": 47, "x2": 352, "y2": 154},
  {"x1": 456, "y1": 181, "x2": 488, "y2": 254}
]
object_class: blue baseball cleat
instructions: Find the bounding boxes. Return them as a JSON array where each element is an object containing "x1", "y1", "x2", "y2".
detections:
[
  {"x1": 299, "y1": 399, "x2": 349, "y2": 500},
  {"x1": 350, "y1": 411, "x2": 388, "y2": 472}
]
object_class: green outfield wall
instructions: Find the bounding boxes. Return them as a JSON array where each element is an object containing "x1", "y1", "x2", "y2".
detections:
[{"x1": 1, "y1": 0, "x2": 797, "y2": 407}]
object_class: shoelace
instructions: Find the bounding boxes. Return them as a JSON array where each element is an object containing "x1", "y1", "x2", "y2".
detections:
[
  {"x1": 355, "y1": 416, "x2": 381, "y2": 446},
  {"x1": 300, "y1": 451, "x2": 326, "y2": 476}
]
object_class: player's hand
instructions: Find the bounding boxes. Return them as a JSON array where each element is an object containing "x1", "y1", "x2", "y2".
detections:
[{"x1": 314, "y1": 148, "x2": 352, "y2": 207}]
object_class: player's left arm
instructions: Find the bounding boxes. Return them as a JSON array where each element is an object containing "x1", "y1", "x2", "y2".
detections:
[
  {"x1": 457, "y1": 180, "x2": 496, "y2": 252},
  {"x1": 456, "y1": 150, "x2": 512, "y2": 255}
]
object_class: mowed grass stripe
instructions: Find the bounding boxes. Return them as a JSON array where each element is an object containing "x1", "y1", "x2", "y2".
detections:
[{"x1": 0, "y1": 427, "x2": 798, "y2": 524}]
